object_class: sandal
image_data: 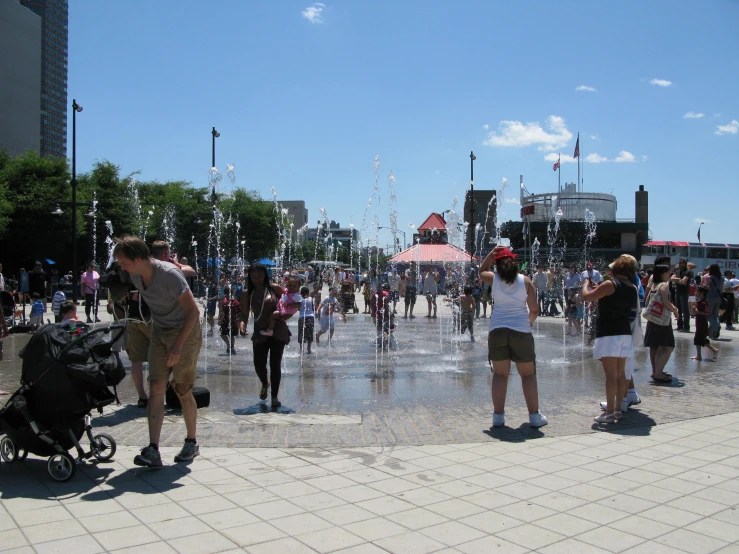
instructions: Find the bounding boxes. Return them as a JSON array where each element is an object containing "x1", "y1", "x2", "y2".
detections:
[
  {"x1": 260, "y1": 382, "x2": 270, "y2": 400},
  {"x1": 594, "y1": 413, "x2": 617, "y2": 424},
  {"x1": 137, "y1": 398, "x2": 148, "y2": 408},
  {"x1": 651, "y1": 375, "x2": 672, "y2": 383}
]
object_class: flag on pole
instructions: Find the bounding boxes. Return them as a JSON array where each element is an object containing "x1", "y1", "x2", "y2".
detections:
[
  {"x1": 697, "y1": 225, "x2": 702, "y2": 242},
  {"x1": 573, "y1": 137, "x2": 580, "y2": 159},
  {"x1": 552, "y1": 158, "x2": 560, "y2": 171}
]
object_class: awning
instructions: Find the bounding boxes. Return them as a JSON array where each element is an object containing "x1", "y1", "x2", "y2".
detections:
[
  {"x1": 389, "y1": 243, "x2": 472, "y2": 264},
  {"x1": 643, "y1": 241, "x2": 666, "y2": 246},
  {"x1": 668, "y1": 241, "x2": 689, "y2": 247}
]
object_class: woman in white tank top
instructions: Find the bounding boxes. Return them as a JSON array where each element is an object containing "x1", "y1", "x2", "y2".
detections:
[{"x1": 480, "y1": 247, "x2": 547, "y2": 429}]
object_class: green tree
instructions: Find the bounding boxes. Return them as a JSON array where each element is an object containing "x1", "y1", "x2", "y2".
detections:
[{"x1": 0, "y1": 150, "x2": 71, "y2": 273}]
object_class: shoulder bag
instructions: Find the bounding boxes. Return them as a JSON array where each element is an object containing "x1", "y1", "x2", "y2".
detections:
[{"x1": 642, "y1": 284, "x2": 671, "y2": 326}]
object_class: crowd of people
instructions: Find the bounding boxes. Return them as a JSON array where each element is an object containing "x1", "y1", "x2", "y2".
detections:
[{"x1": 2, "y1": 236, "x2": 736, "y2": 465}]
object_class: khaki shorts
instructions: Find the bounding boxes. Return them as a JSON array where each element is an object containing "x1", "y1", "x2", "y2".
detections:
[
  {"x1": 127, "y1": 321, "x2": 151, "y2": 363},
  {"x1": 488, "y1": 327, "x2": 536, "y2": 364},
  {"x1": 148, "y1": 322, "x2": 202, "y2": 386}
]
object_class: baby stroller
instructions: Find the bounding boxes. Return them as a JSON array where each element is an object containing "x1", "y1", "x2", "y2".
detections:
[
  {"x1": 340, "y1": 281, "x2": 359, "y2": 314},
  {"x1": 0, "y1": 322, "x2": 126, "y2": 482},
  {"x1": 1, "y1": 290, "x2": 16, "y2": 328}
]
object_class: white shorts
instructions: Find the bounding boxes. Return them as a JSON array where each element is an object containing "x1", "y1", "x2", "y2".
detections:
[
  {"x1": 593, "y1": 335, "x2": 634, "y2": 361},
  {"x1": 689, "y1": 296, "x2": 696, "y2": 303},
  {"x1": 320, "y1": 314, "x2": 334, "y2": 332}
]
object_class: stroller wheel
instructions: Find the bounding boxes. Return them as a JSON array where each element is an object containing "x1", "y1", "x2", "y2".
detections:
[
  {"x1": 91, "y1": 434, "x2": 116, "y2": 462},
  {"x1": 1, "y1": 437, "x2": 18, "y2": 463},
  {"x1": 19, "y1": 448, "x2": 28, "y2": 461},
  {"x1": 47, "y1": 453, "x2": 76, "y2": 482}
]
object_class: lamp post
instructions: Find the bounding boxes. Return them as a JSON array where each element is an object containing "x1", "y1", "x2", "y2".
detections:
[
  {"x1": 71, "y1": 99, "x2": 83, "y2": 303},
  {"x1": 378, "y1": 227, "x2": 407, "y2": 254},
  {"x1": 211, "y1": 127, "x2": 220, "y2": 169},
  {"x1": 468, "y1": 151, "x2": 476, "y2": 255}
]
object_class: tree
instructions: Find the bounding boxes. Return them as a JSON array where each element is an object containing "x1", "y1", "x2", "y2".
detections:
[{"x1": 0, "y1": 150, "x2": 71, "y2": 273}]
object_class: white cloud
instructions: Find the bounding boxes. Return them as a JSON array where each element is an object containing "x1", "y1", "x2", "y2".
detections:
[
  {"x1": 683, "y1": 112, "x2": 705, "y2": 119},
  {"x1": 590, "y1": 133, "x2": 599, "y2": 140},
  {"x1": 585, "y1": 153, "x2": 609, "y2": 163},
  {"x1": 650, "y1": 78, "x2": 672, "y2": 87},
  {"x1": 483, "y1": 115, "x2": 573, "y2": 152},
  {"x1": 482, "y1": 123, "x2": 489, "y2": 130},
  {"x1": 504, "y1": 198, "x2": 520, "y2": 205},
  {"x1": 641, "y1": 155, "x2": 648, "y2": 162},
  {"x1": 694, "y1": 218, "x2": 711, "y2": 224},
  {"x1": 544, "y1": 153, "x2": 577, "y2": 164},
  {"x1": 576, "y1": 85, "x2": 597, "y2": 92},
  {"x1": 301, "y1": 2, "x2": 325, "y2": 24},
  {"x1": 715, "y1": 120, "x2": 739, "y2": 135},
  {"x1": 614, "y1": 151, "x2": 636, "y2": 163}
]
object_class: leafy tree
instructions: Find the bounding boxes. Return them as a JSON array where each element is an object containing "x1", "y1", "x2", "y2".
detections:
[{"x1": 0, "y1": 150, "x2": 71, "y2": 273}]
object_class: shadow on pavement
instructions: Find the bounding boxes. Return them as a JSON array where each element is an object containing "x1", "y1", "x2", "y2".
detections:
[
  {"x1": 482, "y1": 425, "x2": 546, "y2": 443},
  {"x1": 591, "y1": 410, "x2": 657, "y2": 435}
]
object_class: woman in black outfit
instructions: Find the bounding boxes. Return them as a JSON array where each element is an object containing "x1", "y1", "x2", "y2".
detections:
[
  {"x1": 239, "y1": 264, "x2": 290, "y2": 408},
  {"x1": 583, "y1": 255, "x2": 638, "y2": 423}
]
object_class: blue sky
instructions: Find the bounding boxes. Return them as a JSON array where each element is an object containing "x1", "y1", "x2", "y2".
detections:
[{"x1": 68, "y1": 0, "x2": 739, "y2": 248}]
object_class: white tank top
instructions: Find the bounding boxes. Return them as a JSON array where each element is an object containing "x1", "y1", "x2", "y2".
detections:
[{"x1": 489, "y1": 274, "x2": 531, "y2": 333}]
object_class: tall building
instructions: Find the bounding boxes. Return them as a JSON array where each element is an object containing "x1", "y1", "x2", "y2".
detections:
[
  {"x1": 20, "y1": 0, "x2": 69, "y2": 158},
  {"x1": 280, "y1": 201, "x2": 308, "y2": 242},
  {"x1": 0, "y1": 0, "x2": 42, "y2": 156}
]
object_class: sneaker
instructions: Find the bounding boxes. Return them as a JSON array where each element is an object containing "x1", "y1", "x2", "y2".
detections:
[
  {"x1": 174, "y1": 441, "x2": 200, "y2": 462},
  {"x1": 271, "y1": 397, "x2": 282, "y2": 409},
  {"x1": 594, "y1": 413, "x2": 616, "y2": 424},
  {"x1": 626, "y1": 391, "x2": 641, "y2": 406},
  {"x1": 727, "y1": 325, "x2": 735, "y2": 331},
  {"x1": 492, "y1": 412, "x2": 505, "y2": 427},
  {"x1": 470, "y1": 336, "x2": 475, "y2": 343},
  {"x1": 529, "y1": 411, "x2": 548, "y2": 428},
  {"x1": 600, "y1": 399, "x2": 631, "y2": 413},
  {"x1": 134, "y1": 445, "x2": 162, "y2": 467}
]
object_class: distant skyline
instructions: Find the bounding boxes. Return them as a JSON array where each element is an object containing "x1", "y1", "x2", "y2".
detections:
[{"x1": 68, "y1": 1, "x2": 739, "y2": 246}]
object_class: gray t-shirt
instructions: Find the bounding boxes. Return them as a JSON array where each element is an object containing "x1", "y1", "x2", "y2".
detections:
[{"x1": 131, "y1": 260, "x2": 189, "y2": 330}]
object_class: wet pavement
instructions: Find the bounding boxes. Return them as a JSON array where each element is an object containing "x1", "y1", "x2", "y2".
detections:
[{"x1": 2, "y1": 294, "x2": 739, "y2": 447}]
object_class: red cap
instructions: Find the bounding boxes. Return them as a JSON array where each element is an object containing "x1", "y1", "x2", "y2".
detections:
[{"x1": 494, "y1": 247, "x2": 517, "y2": 262}]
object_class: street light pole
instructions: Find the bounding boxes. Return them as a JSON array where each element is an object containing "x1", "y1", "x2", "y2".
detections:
[
  {"x1": 468, "y1": 151, "x2": 476, "y2": 255},
  {"x1": 211, "y1": 127, "x2": 220, "y2": 169},
  {"x1": 71, "y1": 99, "x2": 83, "y2": 303}
]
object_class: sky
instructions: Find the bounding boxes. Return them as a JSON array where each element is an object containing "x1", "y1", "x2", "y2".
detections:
[{"x1": 68, "y1": 0, "x2": 739, "y2": 249}]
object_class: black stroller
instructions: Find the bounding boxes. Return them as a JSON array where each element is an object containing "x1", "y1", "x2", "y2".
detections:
[{"x1": 0, "y1": 322, "x2": 126, "y2": 481}]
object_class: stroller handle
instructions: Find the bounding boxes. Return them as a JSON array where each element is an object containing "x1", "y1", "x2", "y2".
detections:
[{"x1": 59, "y1": 322, "x2": 127, "y2": 357}]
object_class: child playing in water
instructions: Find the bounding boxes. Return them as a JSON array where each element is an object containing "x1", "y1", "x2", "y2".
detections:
[
  {"x1": 315, "y1": 288, "x2": 346, "y2": 344},
  {"x1": 460, "y1": 285, "x2": 476, "y2": 342},
  {"x1": 261, "y1": 275, "x2": 302, "y2": 336},
  {"x1": 692, "y1": 286, "x2": 719, "y2": 361},
  {"x1": 362, "y1": 280, "x2": 372, "y2": 314},
  {"x1": 297, "y1": 286, "x2": 315, "y2": 354}
]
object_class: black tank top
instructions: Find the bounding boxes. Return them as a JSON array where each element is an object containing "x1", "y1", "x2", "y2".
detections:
[{"x1": 596, "y1": 280, "x2": 637, "y2": 338}]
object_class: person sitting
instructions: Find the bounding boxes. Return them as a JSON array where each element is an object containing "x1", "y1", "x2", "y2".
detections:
[{"x1": 261, "y1": 275, "x2": 302, "y2": 337}]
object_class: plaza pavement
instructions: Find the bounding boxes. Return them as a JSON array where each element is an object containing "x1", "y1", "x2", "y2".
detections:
[{"x1": 2, "y1": 413, "x2": 739, "y2": 553}]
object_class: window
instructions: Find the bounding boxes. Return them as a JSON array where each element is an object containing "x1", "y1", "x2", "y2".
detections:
[
  {"x1": 707, "y1": 248, "x2": 727, "y2": 259},
  {"x1": 730, "y1": 249, "x2": 739, "y2": 260}
]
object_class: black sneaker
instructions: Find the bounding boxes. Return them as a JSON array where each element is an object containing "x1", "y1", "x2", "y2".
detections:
[
  {"x1": 174, "y1": 441, "x2": 200, "y2": 462},
  {"x1": 134, "y1": 446, "x2": 162, "y2": 467}
]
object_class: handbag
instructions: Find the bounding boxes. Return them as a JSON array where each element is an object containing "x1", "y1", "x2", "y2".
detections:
[{"x1": 642, "y1": 285, "x2": 670, "y2": 326}]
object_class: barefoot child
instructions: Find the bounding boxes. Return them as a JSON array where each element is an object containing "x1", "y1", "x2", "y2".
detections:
[
  {"x1": 261, "y1": 276, "x2": 302, "y2": 336},
  {"x1": 460, "y1": 285, "x2": 476, "y2": 342},
  {"x1": 297, "y1": 286, "x2": 315, "y2": 354},
  {"x1": 692, "y1": 286, "x2": 719, "y2": 361}
]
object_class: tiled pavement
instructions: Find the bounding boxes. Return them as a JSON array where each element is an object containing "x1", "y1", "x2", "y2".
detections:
[{"x1": 3, "y1": 412, "x2": 739, "y2": 553}]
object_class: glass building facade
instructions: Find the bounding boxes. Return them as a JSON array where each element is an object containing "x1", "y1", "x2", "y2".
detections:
[{"x1": 20, "y1": 0, "x2": 68, "y2": 158}]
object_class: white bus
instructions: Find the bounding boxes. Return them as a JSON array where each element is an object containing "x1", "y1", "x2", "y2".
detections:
[{"x1": 641, "y1": 241, "x2": 739, "y2": 271}]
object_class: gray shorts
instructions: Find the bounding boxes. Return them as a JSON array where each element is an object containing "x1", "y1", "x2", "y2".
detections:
[{"x1": 488, "y1": 327, "x2": 536, "y2": 364}]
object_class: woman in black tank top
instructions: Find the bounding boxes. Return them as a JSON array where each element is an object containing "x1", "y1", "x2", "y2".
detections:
[{"x1": 582, "y1": 256, "x2": 638, "y2": 423}]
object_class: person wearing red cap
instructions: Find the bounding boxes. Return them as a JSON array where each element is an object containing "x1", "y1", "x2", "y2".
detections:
[{"x1": 480, "y1": 246, "x2": 547, "y2": 429}]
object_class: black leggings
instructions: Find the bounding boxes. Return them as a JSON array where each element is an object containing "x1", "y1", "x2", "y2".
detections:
[{"x1": 253, "y1": 338, "x2": 286, "y2": 397}]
